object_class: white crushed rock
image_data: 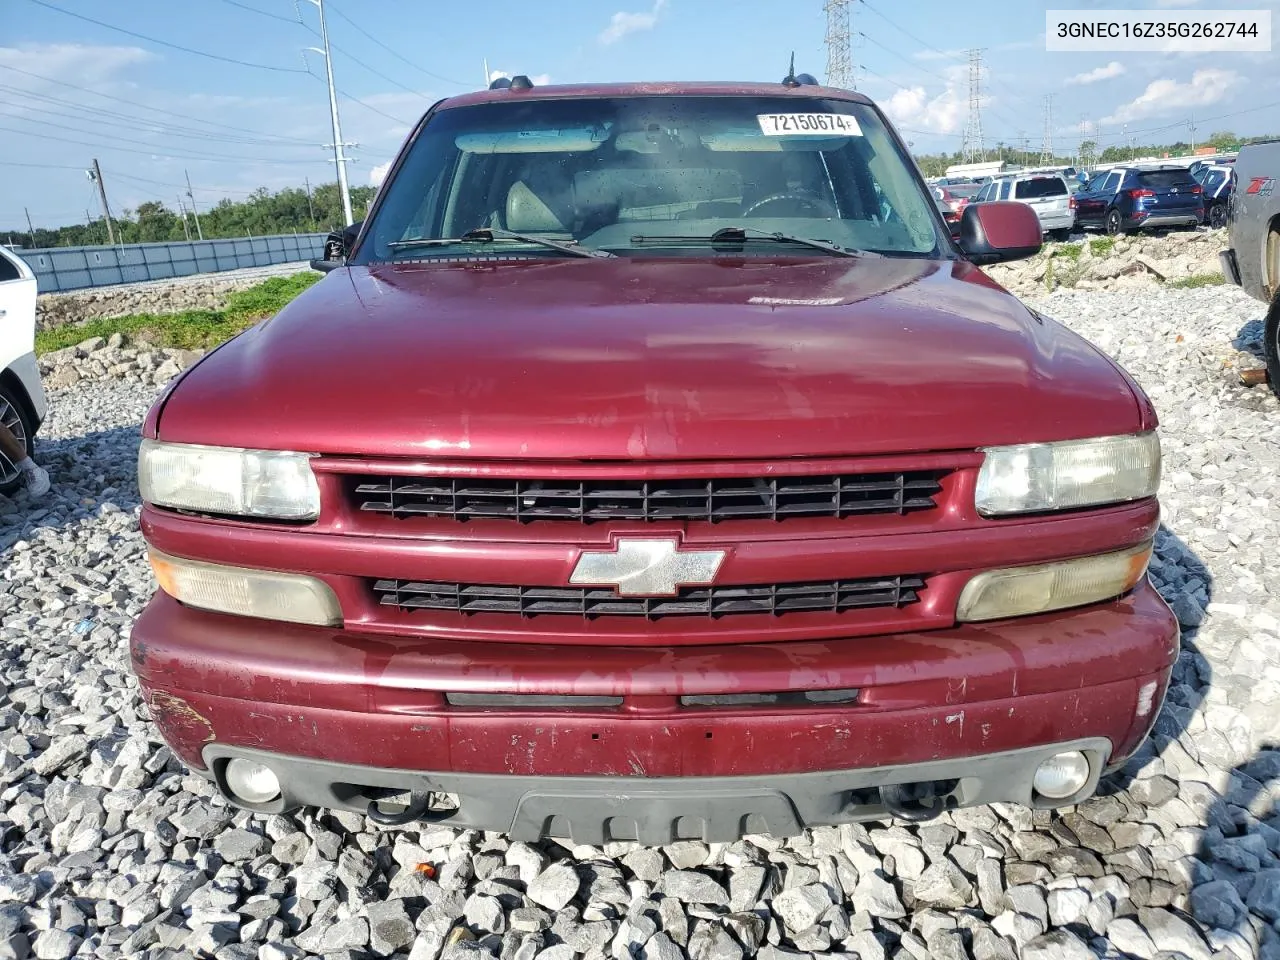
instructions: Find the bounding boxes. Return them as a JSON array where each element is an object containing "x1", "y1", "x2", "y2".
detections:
[
  {"x1": 0, "y1": 280, "x2": 1277, "y2": 959},
  {"x1": 986, "y1": 226, "x2": 1227, "y2": 297}
]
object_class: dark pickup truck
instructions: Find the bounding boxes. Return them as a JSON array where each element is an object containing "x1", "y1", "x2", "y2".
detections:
[
  {"x1": 131, "y1": 76, "x2": 1175, "y2": 842},
  {"x1": 1221, "y1": 141, "x2": 1280, "y2": 395}
]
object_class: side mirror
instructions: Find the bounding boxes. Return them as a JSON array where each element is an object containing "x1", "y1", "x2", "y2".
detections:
[
  {"x1": 957, "y1": 201, "x2": 1042, "y2": 265},
  {"x1": 310, "y1": 220, "x2": 364, "y2": 273}
]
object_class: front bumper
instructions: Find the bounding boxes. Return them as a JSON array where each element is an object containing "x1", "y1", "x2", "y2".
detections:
[
  {"x1": 131, "y1": 583, "x2": 1178, "y2": 839},
  {"x1": 204, "y1": 738, "x2": 1112, "y2": 843}
]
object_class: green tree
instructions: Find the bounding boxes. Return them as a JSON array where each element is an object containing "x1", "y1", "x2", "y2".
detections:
[{"x1": 1208, "y1": 130, "x2": 1241, "y2": 151}]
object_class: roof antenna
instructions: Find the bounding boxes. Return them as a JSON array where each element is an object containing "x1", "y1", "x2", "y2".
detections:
[{"x1": 783, "y1": 51, "x2": 799, "y2": 87}]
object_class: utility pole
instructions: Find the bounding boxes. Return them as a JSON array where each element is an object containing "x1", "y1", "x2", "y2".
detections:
[
  {"x1": 87, "y1": 159, "x2": 116, "y2": 245},
  {"x1": 304, "y1": 176, "x2": 316, "y2": 231},
  {"x1": 176, "y1": 194, "x2": 191, "y2": 241},
  {"x1": 824, "y1": 0, "x2": 854, "y2": 90},
  {"x1": 184, "y1": 170, "x2": 204, "y2": 240},
  {"x1": 1189, "y1": 113, "x2": 1198, "y2": 153},
  {"x1": 1039, "y1": 95, "x2": 1054, "y2": 165},
  {"x1": 961, "y1": 48, "x2": 985, "y2": 163},
  {"x1": 23, "y1": 208, "x2": 35, "y2": 249},
  {"x1": 306, "y1": 0, "x2": 354, "y2": 225}
]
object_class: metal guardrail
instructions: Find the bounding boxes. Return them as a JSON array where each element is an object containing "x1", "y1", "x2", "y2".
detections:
[{"x1": 16, "y1": 233, "x2": 328, "y2": 293}]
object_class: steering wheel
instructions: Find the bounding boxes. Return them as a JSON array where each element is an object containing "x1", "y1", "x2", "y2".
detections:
[{"x1": 742, "y1": 192, "x2": 839, "y2": 219}]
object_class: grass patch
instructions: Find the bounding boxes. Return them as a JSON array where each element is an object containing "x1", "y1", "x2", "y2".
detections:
[
  {"x1": 1167, "y1": 272, "x2": 1226, "y2": 289},
  {"x1": 1050, "y1": 242, "x2": 1082, "y2": 261},
  {"x1": 1089, "y1": 236, "x2": 1116, "y2": 257},
  {"x1": 37, "y1": 272, "x2": 321, "y2": 355}
]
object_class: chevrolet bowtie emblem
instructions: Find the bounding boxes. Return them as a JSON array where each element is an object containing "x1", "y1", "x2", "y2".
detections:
[{"x1": 569, "y1": 538, "x2": 727, "y2": 597}]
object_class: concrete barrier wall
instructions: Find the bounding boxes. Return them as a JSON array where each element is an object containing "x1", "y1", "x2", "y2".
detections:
[{"x1": 16, "y1": 234, "x2": 328, "y2": 293}]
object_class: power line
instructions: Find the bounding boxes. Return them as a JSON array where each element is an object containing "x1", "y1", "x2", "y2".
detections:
[
  {"x1": 0, "y1": 86, "x2": 315, "y2": 148},
  {"x1": 334, "y1": 87, "x2": 412, "y2": 125},
  {"x1": 24, "y1": 0, "x2": 313, "y2": 74},
  {"x1": 860, "y1": 66, "x2": 913, "y2": 93},
  {"x1": 220, "y1": 0, "x2": 436, "y2": 104},
  {"x1": 215, "y1": 0, "x2": 303, "y2": 26},
  {"x1": 0, "y1": 63, "x2": 317, "y2": 144},
  {"x1": 0, "y1": 112, "x2": 319, "y2": 162},
  {"x1": 109, "y1": 170, "x2": 266, "y2": 197},
  {"x1": 858, "y1": 0, "x2": 1029, "y2": 114},
  {"x1": 0, "y1": 160, "x2": 90, "y2": 170},
  {"x1": 326, "y1": 0, "x2": 469, "y2": 87},
  {"x1": 0, "y1": 122, "x2": 326, "y2": 165},
  {"x1": 859, "y1": 32, "x2": 950, "y2": 85}
]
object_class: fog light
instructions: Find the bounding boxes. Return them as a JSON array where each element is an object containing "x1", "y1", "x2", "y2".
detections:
[
  {"x1": 224, "y1": 758, "x2": 281, "y2": 804},
  {"x1": 1032, "y1": 750, "x2": 1091, "y2": 799}
]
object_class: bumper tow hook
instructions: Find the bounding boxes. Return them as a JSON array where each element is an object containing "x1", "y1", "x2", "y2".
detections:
[
  {"x1": 364, "y1": 790, "x2": 453, "y2": 826},
  {"x1": 879, "y1": 783, "x2": 947, "y2": 822}
]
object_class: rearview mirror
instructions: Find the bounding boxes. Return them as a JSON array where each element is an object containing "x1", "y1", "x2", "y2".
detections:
[
  {"x1": 310, "y1": 220, "x2": 364, "y2": 273},
  {"x1": 957, "y1": 202, "x2": 1042, "y2": 265}
]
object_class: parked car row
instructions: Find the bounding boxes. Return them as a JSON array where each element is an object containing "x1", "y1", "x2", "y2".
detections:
[{"x1": 945, "y1": 163, "x2": 1232, "y2": 239}]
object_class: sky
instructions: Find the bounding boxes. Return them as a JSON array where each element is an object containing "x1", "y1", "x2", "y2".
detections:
[{"x1": 3, "y1": 0, "x2": 1280, "y2": 232}]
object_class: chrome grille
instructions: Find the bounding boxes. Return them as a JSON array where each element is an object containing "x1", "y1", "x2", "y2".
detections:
[
  {"x1": 352, "y1": 471, "x2": 945, "y2": 523},
  {"x1": 371, "y1": 575, "x2": 925, "y2": 620}
]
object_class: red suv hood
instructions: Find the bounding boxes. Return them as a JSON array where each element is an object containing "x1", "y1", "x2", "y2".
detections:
[{"x1": 154, "y1": 257, "x2": 1145, "y2": 459}]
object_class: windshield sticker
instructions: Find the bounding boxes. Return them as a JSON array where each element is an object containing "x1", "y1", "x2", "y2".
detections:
[
  {"x1": 749, "y1": 296, "x2": 844, "y2": 306},
  {"x1": 757, "y1": 113, "x2": 862, "y2": 137}
]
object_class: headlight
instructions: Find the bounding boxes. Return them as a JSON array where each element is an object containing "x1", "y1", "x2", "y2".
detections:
[
  {"x1": 956, "y1": 541, "x2": 1152, "y2": 622},
  {"x1": 148, "y1": 548, "x2": 342, "y2": 626},
  {"x1": 139, "y1": 440, "x2": 320, "y2": 520},
  {"x1": 975, "y1": 432, "x2": 1160, "y2": 517}
]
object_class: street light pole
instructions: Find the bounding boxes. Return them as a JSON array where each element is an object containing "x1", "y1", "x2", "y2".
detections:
[{"x1": 305, "y1": 0, "x2": 354, "y2": 226}]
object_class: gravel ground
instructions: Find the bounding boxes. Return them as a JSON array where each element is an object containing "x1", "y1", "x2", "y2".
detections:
[{"x1": 1, "y1": 284, "x2": 1278, "y2": 960}]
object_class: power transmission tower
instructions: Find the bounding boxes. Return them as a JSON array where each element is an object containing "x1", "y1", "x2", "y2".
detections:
[
  {"x1": 960, "y1": 49, "x2": 985, "y2": 164},
  {"x1": 304, "y1": 0, "x2": 355, "y2": 225},
  {"x1": 824, "y1": 0, "x2": 854, "y2": 90},
  {"x1": 1039, "y1": 95, "x2": 1054, "y2": 164},
  {"x1": 185, "y1": 170, "x2": 204, "y2": 240},
  {"x1": 87, "y1": 159, "x2": 116, "y2": 246}
]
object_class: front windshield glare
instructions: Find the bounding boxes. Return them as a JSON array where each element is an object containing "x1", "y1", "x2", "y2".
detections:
[{"x1": 358, "y1": 95, "x2": 941, "y2": 261}]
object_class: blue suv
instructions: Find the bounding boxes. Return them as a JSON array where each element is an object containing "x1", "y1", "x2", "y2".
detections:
[
  {"x1": 1192, "y1": 164, "x2": 1233, "y2": 228},
  {"x1": 1074, "y1": 165, "x2": 1203, "y2": 235}
]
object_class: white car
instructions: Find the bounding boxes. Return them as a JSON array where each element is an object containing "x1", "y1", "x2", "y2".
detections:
[
  {"x1": 973, "y1": 173, "x2": 1075, "y2": 240},
  {"x1": 0, "y1": 246, "x2": 48, "y2": 493}
]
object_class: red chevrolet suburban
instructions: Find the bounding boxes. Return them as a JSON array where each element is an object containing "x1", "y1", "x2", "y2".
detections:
[{"x1": 131, "y1": 76, "x2": 1177, "y2": 843}]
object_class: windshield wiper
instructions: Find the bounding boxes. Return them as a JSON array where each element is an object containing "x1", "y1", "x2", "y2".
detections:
[
  {"x1": 388, "y1": 227, "x2": 613, "y2": 259},
  {"x1": 627, "y1": 226, "x2": 879, "y2": 258}
]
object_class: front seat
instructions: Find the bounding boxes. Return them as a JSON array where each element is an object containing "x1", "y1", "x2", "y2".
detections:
[{"x1": 505, "y1": 181, "x2": 569, "y2": 233}]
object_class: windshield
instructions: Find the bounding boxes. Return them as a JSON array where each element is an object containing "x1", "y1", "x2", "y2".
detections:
[{"x1": 357, "y1": 95, "x2": 942, "y2": 262}]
